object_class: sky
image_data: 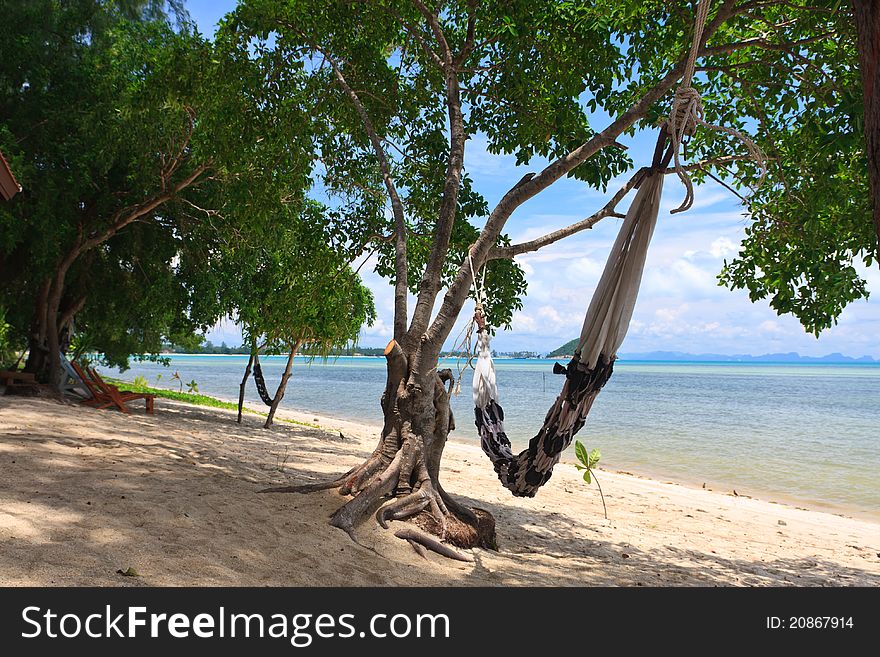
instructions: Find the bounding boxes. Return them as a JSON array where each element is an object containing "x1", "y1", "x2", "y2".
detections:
[{"x1": 189, "y1": 1, "x2": 880, "y2": 358}]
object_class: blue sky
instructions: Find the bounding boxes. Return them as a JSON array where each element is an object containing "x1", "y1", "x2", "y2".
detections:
[{"x1": 190, "y1": 1, "x2": 879, "y2": 357}]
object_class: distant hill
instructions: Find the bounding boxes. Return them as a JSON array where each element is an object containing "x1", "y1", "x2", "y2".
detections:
[
  {"x1": 547, "y1": 341, "x2": 877, "y2": 364},
  {"x1": 547, "y1": 339, "x2": 581, "y2": 358}
]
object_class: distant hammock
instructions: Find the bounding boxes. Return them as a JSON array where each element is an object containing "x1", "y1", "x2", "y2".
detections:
[{"x1": 252, "y1": 354, "x2": 275, "y2": 407}]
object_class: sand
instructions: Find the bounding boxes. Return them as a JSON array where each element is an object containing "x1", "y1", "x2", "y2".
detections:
[{"x1": 0, "y1": 395, "x2": 877, "y2": 587}]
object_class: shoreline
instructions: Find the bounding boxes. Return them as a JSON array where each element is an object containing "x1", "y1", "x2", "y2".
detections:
[
  {"x1": 275, "y1": 402, "x2": 880, "y2": 525},
  {"x1": 117, "y1": 377, "x2": 879, "y2": 524},
  {"x1": 1, "y1": 395, "x2": 877, "y2": 586},
  {"x1": 157, "y1": 352, "x2": 880, "y2": 366}
]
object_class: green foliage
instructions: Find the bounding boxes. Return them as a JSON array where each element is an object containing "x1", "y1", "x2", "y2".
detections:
[
  {"x1": 132, "y1": 375, "x2": 148, "y2": 387},
  {"x1": 185, "y1": 379, "x2": 199, "y2": 394},
  {"x1": 718, "y1": 76, "x2": 873, "y2": 334},
  {"x1": 107, "y1": 376, "x2": 319, "y2": 428},
  {"x1": 573, "y1": 440, "x2": 601, "y2": 485},
  {"x1": 686, "y1": 3, "x2": 870, "y2": 334},
  {"x1": 1, "y1": 0, "x2": 867, "y2": 377},
  {"x1": 0, "y1": 0, "x2": 317, "y2": 370},
  {"x1": 0, "y1": 305, "x2": 20, "y2": 369},
  {"x1": 225, "y1": 1, "x2": 870, "y2": 336},
  {"x1": 218, "y1": 200, "x2": 375, "y2": 358},
  {"x1": 225, "y1": 0, "x2": 529, "y2": 329},
  {"x1": 111, "y1": 377, "x2": 240, "y2": 409}
]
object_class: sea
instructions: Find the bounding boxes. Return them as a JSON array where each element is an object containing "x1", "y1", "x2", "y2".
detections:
[{"x1": 109, "y1": 355, "x2": 880, "y2": 519}]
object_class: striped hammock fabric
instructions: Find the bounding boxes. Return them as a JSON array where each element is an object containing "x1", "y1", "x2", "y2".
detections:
[{"x1": 473, "y1": 171, "x2": 664, "y2": 497}]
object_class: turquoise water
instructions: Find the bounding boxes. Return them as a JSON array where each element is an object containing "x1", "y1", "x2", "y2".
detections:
[{"x1": 110, "y1": 355, "x2": 880, "y2": 516}]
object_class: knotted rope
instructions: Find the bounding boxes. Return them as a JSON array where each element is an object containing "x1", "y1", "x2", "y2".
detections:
[{"x1": 666, "y1": 0, "x2": 767, "y2": 214}]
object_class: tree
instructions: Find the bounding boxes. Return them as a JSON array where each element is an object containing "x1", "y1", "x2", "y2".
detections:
[
  {"x1": 853, "y1": 0, "x2": 880, "y2": 253},
  {"x1": 226, "y1": 202, "x2": 375, "y2": 428},
  {"x1": 719, "y1": 1, "x2": 876, "y2": 333},
  {"x1": 0, "y1": 0, "x2": 313, "y2": 385},
  {"x1": 231, "y1": 0, "x2": 870, "y2": 557}
]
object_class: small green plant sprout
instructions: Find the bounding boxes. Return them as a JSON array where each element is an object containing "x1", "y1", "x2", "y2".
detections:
[
  {"x1": 574, "y1": 440, "x2": 608, "y2": 520},
  {"x1": 133, "y1": 375, "x2": 148, "y2": 387},
  {"x1": 171, "y1": 371, "x2": 182, "y2": 392},
  {"x1": 186, "y1": 379, "x2": 199, "y2": 394},
  {"x1": 155, "y1": 373, "x2": 163, "y2": 382}
]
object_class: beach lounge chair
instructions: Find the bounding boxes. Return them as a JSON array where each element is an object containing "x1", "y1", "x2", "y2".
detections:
[
  {"x1": 88, "y1": 367, "x2": 155, "y2": 414},
  {"x1": 58, "y1": 353, "x2": 91, "y2": 399},
  {"x1": 69, "y1": 361, "x2": 155, "y2": 414}
]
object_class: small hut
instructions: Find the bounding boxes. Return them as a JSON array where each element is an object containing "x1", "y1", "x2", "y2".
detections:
[{"x1": 0, "y1": 150, "x2": 21, "y2": 201}]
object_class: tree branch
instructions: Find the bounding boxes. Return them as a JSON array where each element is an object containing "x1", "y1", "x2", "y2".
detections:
[
  {"x1": 411, "y1": 0, "x2": 453, "y2": 65},
  {"x1": 292, "y1": 26, "x2": 411, "y2": 342},
  {"x1": 487, "y1": 156, "x2": 754, "y2": 261},
  {"x1": 420, "y1": 0, "x2": 745, "y2": 352},
  {"x1": 389, "y1": 9, "x2": 445, "y2": 70},
  {"x1": 403, "y1": 2, "x2": 470, "y2": 353},
  {"x1": 81, "y1": 163, "x2": 210, "y2": 254},
  {"x1": 701, "y1": 31, "x2": 836, "y2": 58},
  {"x1": 486, "y1": 170, "x2": 644, "y2": 260},
  {"x1": 453, "y1": 0, "x2": 479, "y2": 66}
]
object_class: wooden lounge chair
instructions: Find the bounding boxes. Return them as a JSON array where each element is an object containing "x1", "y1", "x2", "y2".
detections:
[
  {"x1": 69, "y1": 361, "x2": 155, "y2": 414},
  {"x1": 88, "y1": 367, "x2": 155, "y2": 414}
]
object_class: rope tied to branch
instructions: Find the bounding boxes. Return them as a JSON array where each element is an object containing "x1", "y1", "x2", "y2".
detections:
[
  {"x1": 666, "y1": 0, "x2": 767, "y2": 214},
  {"x1": 451, "y1": 248, "x2": 489, "y2": 396}
]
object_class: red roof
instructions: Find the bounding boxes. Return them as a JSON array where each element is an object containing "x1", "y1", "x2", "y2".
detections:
[{"x1": 0, "y1": 150, "x2": 21, "y2": 200}]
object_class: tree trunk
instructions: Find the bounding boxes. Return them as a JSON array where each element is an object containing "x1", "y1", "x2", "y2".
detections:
[
  {"x1": 237, "y1": 349, "x2": 255, "y2": 424},
  {"x1": 25, "y1": 247, "x2": 79, "y2": 387},
  {"x1": 24, "y1": 279, "x2": 51, "y2": 377},
  {"x1": 854, "y1": 0, "x2": 880, "y2": 255},
  {"x1": 264, "y1": 340, "x2": 301, "y2": 428},
  {"x1": 262, "y1": 339, "x2": 496, "y2": 559}
]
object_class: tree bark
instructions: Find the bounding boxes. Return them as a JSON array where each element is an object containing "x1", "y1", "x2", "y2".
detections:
[
  {"x1": 25, "y1": 243, "x2": 81, "y2": 386},
  {"x1": 24, "y1": 278, "x2": 51, "y2": 376},
  {"x1": 237, "y1": 349, "x2": 256, "y2": 424},
  {"x1": 854, "y1": 0, "x2": 880, "y2": 256},
  {"x1": 262, "y1": 339, "x2": 495, "y2": 558},
  {"x1": 264, "y1": 340, "x2": 302, "y2": 428}
]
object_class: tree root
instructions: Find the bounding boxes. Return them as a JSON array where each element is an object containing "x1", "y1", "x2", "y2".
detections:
[
  {"x1": 329, "y1": 451, "x2": 403, "y2": 533},
  {"x1": 438, "y1": 482, "x2": 479, "y2": 525},
  {"x1": 258, "y1": 465, "x2": 358, "y2": 494},
  {"x1": 406, "y1": 538, "x2": 429, "y2": 560},
  {"x1": 393, "y1": 526, "x2": 474, "y2": 563}
]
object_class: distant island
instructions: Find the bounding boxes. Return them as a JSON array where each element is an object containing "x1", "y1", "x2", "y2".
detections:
[
  {"x1": 547, "y1": 339, "x2": 877, "y2": 363},
  {"x1": 168, "y1": 339, "x2": 876, "y2": 364},
  {"x1": 164, "y1": 340, "x2": 542, "y2": 359}
]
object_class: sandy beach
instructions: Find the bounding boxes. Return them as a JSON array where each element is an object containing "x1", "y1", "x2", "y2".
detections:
[{"x1": 0, "y1": 395, "x2": 877, "y2": 587}]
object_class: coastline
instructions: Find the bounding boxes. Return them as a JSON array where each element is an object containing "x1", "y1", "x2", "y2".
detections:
[
  {"x1": 139, "y1": 380, "x2": 880, "y2": 523},
  {"x1": 1, "y1": 395, "x2": 877, "y2": 587},
  {"x1": 123, "y1": 379, "x2": 880, "y2": 524}
]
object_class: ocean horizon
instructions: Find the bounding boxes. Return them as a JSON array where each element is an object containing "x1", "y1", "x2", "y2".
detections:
[{"x1": 109, "y1": 354, "x2": 880, "y2": 519}]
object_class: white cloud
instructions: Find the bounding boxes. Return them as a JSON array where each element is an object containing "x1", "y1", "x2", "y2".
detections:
[{"x1": 709, "y1": 237, "x2": 738, "y2": 259}]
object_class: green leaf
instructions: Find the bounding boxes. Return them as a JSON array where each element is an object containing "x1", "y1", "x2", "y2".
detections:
[
  {"x1": 583, "y1": 470, "x2": 591, "y2": 484},
  {"x1": 574, "y1": 440, "x2": 589, "y2": 466}
]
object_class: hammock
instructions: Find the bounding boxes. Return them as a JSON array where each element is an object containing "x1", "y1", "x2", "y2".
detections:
[
  {"x1": 473, "y1": 172, "x2": 663, "y2": 497},
  {"x1": 252, "y1": 354, "x2": 275, "y2": 407},
  {"x1": 471, "y1": 0, "x2": 765, "y2": 498}
]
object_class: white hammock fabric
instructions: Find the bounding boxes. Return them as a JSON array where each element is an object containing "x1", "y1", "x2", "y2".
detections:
[{"x1": 473, "y1": 172, "x2": 664, "y2": 497}]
